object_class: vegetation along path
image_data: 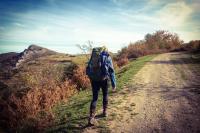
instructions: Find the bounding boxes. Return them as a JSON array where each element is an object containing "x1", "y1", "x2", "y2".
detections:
[{"x1": 84, "y1": 52, "x2": 200, "y2": 133}]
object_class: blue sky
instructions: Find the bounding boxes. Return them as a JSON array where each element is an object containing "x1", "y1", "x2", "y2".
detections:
[{"x1": 0, "y1": 0, "x2": 199, "y2": 54}]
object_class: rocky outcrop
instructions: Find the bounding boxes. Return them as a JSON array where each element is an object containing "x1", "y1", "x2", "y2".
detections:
[
  {"x1": 15, "y1": 45, "x2": 57, "y2": 68},
  {"x1": 0, "y1": 44, "x2": 58, "y2": 69}
]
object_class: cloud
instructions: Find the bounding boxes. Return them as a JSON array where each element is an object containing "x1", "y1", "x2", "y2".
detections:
[
  {"x1": 13, "y1": 22, "x2": 26, "y2": 28},
  {"x1": 191, "y1": 1, "x2": 200, "y2": 11},
  {"x1": 115, "y1": 0, "x2": 199, "y2": 42},
  {"x1": 0, "y1": 26, "x2": 5, "y2": 30},
  {"x1": 152, "y1": 1, "x2": 200, "y2": 42},
  {"x1": 156, "y1": 1, "x2": 193, "y2": 28},
  {"x1": 3, "y1": 1, "x2": 196, "y2": 44},
  {"x1": 148, "y1": 0, "x2": 159, "y2": 4},
  {"x1": 110, "y1": 0, "x2": 131, "y2": 5}
]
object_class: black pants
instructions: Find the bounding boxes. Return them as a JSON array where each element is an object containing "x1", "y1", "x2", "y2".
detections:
[{"x1": 90, "y1": 80, "x2": 108, "y2": 111}]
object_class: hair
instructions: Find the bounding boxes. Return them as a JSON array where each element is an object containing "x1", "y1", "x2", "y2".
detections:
[{"x1": 102, "y1": 46, "x2": 108, "y2": 52}]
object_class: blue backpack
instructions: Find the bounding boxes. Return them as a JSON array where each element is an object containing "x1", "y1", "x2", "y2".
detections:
[{"x1": 86, "y1": 47, "x2": 109, "y2": 81}]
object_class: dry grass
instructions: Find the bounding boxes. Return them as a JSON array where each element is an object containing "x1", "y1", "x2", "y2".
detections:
[
  {"x1": 0, "y1": 54, "x2": 87, "y2": 132},
  {"x1": 0, "y1": 79, "x2": 77, "y2": 132}
]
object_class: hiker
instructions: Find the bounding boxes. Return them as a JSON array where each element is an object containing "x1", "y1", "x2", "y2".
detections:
[{"x1": 86, "y1": 46, "x2": 116, "y2": 125}]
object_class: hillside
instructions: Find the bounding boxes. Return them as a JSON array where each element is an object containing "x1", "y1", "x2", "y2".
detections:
[
  {"x1": 0, "y1": 45, "x2": 87, "y2": 132},
  {"x1": 0, "y1": 44, "x2": 58, "y2": 70},
  {"x1": 0, "y1": 44, "x2": 76, "y2": 91},
  {"x1": 15, "y1": 45, "x2": 58, "y2": 68},
  {"x1": 0, "y1": 52, "x2": 20, "y2": 72},
  {"x1": 0, "y1": 45, "x2": 71, "y2": 92}
]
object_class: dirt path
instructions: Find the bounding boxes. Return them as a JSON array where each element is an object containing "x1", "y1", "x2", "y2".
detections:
[{"x1": 84, "y1": 52, "x2": 200, "y2": 133}]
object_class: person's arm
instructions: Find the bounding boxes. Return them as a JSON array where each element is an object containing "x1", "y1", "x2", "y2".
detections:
[
  {"x1": 110, "y1": 72, "x2": 116, "y2": 90},
  {"x1": 107, "y1": 56, "x2": 116, "y2": 89}
]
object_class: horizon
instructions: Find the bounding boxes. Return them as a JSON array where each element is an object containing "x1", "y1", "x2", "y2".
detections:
[{"x1": 0, "y1": 0, "x2": 200, "y2": 54}]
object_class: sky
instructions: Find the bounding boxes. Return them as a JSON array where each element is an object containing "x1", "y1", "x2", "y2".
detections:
[{"x1": 0, "y1": 0, "x2": 199, "y2": 54}]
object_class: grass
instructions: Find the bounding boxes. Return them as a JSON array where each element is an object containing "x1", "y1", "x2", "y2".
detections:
[
  {"x1": 46, "y1": 54, "x2": 157, "y2": 133},
  {"x1": 71, "y1": 55, "x2": 89, "y2": 66}
]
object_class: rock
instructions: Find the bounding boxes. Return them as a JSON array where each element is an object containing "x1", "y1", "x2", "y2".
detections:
[{"x1": 15, "y1": 44, "x2": 57, "y2": 68}]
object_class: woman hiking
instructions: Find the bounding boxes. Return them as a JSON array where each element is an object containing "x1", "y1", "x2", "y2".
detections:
[{"x1": 86, "y1": 46, "x2": 116, "y2": 126}]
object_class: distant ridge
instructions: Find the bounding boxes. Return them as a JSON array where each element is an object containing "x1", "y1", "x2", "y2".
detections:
[
  {"x1": 0, "y1": 44, "x2": 58, "y2": 69},
  {"x1": 16, "y1": 44, "x2": 58, "y2": 68}
]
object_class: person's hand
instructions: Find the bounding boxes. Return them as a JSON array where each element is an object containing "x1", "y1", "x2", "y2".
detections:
[{"x1": 112, "y1": 87, "x2": 116, "y2": 92}]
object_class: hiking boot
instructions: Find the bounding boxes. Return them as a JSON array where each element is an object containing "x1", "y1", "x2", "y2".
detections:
[
  {"x1": 102, "y1": 108, "x2": 107, "y2": 117},
  {"x1": 88, "y1": 117, "x2": 96, "y2": 126},
  {"x1": 88, "y1": 109, "x2": 96, "y2": 126}
]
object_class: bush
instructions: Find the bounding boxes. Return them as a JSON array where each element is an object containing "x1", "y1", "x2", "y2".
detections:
[
  {"x1": 0, "y1": 80, "x2": 76, "y2": 132},
  {"x1": 117, "y1": 57, "x2": 129, "y2": 67},
  {"x1": 113, "y1": 60, "x2": 119, "y2": 70},
  {"x1": 0, "y1": 56, "x2": 92, "y2": 132},
  {"x1": 17, "y1": 63, "x2": 66, "y2": 90},
  {"x1": 0, "y1": 61, "x2": 78, "y2": 132},
  {"x1": 116, "y1": 30, "x2": 183, "y2": 67},
  {"x1": 72, "y1": 66, "x2": 90, "y2": 90},
  {"x1": 182, "y1": 40, "x2": 200, "y2": 52}
]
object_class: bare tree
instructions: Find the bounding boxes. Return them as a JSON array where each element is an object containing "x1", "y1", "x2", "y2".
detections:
[
  {"x1": 76, "y1": 40, "x2": 93, "y2": 54},
  {"x1": 76, "y1": 40, "x2": 93, "y2": 59}
]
